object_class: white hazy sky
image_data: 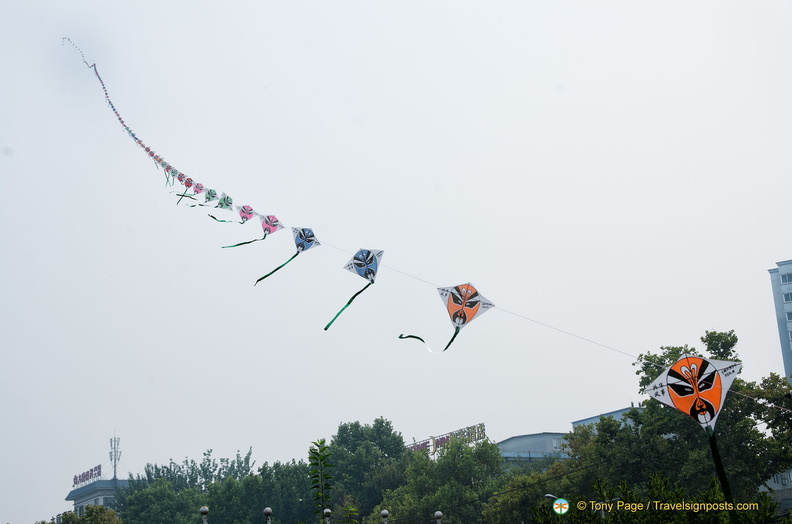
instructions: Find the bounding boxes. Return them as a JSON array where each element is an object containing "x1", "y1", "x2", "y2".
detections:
[{"x1": 2, "y1": 2, "x2": 791, "y2": 522}]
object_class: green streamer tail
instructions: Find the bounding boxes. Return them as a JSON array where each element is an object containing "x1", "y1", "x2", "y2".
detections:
[
  {"x1": 222, "y1": 233, "x2": 268, "y2": 249},
  {"x1": 324, "y1": 282, "x2": 373, "y2": 330},
  {"x1": 208, "y1": 214, "x2": 240, "y2": 223},
  {"x1": 254, "y1": 251, "x2": 300, "y2": 286},
  {"x1": 175, "y1": 192, "x2": 196, "y2": 205}
]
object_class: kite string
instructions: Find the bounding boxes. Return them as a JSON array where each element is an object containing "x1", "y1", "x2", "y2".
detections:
[{"x1": 326, "y1": 242, "x2": 792, "y2": 413}]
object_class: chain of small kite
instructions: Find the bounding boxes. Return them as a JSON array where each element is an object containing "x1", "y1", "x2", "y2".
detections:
[
  {"x1": 61, "y1": 37, "x2": 250, "y2": 215},
  {"x1": 63, "y1": 39, "x2": 792, "y2": 417},
  {"x1": 62, "y1": 39, "x2": 170, "y2": 177}
]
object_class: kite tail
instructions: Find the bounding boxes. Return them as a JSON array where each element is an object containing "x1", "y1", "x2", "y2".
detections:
[
  {"x1": 442, "y1": 326, "x2": 461, "y2": 352},
  {"x1": 222, "y1": 233, "x2": 269, "y2": 249},
  {"x1": 324, "y1": 282, "x2": 373, "y2": 331},
  {"x1": 254, "y1": 251, "x2": 300, "y2": 286},
  {"x1": 208, "y1": 214, "x2": 242, "y2": 224},
  {"x1": 175, "y1": 191, "x2": 197, "y2": 205},
  {"x1": 398, "y1": 334, "x2": 435, "y2": 353}
]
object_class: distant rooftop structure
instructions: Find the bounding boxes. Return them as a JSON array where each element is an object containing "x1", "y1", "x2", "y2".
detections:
[
  {"x1": 498, "y1": 432, "x2": 568, "y2": 464},
  {"x1": 497, "y1": 407, "x2": 642, "y2": 465},
  {"x1": 767, "y1": 260, "x2": 792, "y2": 387},
  {"x1": 61, "y1": 436, "x2": 127, "y2": 520},
  {"x1": 571, "y1": 406, "x2": 639, "y2": 428},
  {"x1": 65, "y1": 479, "x2": 129, "y2": 517}
]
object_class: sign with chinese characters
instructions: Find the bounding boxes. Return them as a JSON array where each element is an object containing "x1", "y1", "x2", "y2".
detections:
[
  {"x1": 73, "y1": 464, "x2": 102, "y2": 487},
  {"x1": 406, "y1": 423, "x2": 487, "y2": 455}
]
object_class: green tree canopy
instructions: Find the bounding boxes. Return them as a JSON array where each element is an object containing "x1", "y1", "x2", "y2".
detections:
[
  {"x1": 370, "y1": 438, "x2": 504, "y2": 524},
  {"x1": 329, "y1": 418, "x2": 407, "y2": 517}
]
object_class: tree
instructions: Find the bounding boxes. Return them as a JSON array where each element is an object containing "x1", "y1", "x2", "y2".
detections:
[
  {"x1": 371, "y1": 438, "x2": 504, "y2": 524},
  {"x1": 309, "y1": 439, "x2": 334, "y2": 520},
  {"x1": 117, "y1": 478, "x2": 203, "y2": 524},
  {"x1": 36, "y1": 507, "x2": 124, "y2": 524},
  {"x1": 329, "y1": 418, "x2": 406, "y2": 516}
]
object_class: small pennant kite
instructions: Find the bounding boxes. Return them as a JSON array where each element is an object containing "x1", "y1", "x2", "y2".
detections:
[
  {"x1": 400, "y1": 282, "x2": 494, "y2": 352},
  {"x1": 324, "y1": 249, "x2": 383, "y2": 330}
]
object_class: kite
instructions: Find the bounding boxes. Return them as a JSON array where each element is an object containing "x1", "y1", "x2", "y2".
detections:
[
  {"x1": 187, "y1": 188, "x2": 219, "y2": 208},
  {"x1": 645, "y1": 354, "x2": 741, "y2": 431},
  {"x1": 400, "y1": 282, "x2": 494, "y2": 352},
  {"x1": 222, "y1": 214, "x2": 284, "y2": 248},
  {"x1": 645, "y1": 354, "x2": 742, "y2": 508},
  {"x1": 324, "y1": 249, "x2": 383, "y2": 330},
  {"x1": 254, "y1": 227, "x2": 320, "y2": 285}
]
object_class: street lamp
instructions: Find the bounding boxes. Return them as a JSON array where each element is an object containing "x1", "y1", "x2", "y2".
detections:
[
  {"x1": 264, "y1": 507, "x2": 272, "y2": 524},
  {"x1": 199, "y1": 506, "x2": 209, "y2": 524}
]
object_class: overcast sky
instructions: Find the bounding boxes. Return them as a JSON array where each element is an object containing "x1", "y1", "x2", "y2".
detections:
[{"x1": 2, "y1": 1, "x2": 792, "y2": 523}]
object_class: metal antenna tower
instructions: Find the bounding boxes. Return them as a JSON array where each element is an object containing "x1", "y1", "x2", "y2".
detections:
[{"x1": 109, "y1": 434, "x2": 121, "y2": 480}]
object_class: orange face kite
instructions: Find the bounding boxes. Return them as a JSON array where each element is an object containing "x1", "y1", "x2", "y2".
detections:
[
  {"x1": 646, "y1": 354, "x2": 741, "y2": 430},
  {"x1": 436, "y1": 283, "x2": 494, "y2": 351},
  {"x1": 666, "y1": 357, "x2": 722, "y2": 425}
]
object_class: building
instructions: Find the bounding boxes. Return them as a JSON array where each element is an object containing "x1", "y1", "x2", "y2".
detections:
[
  {"x1": 767, "y1": 260, "x2": 792, "y2": 514},
  {"x1": 60, "y1": 437, "x2": 127, "y2": 520},
  {"x1": 571, "y1": 406, "x2": 639, "y2": 428},
  {"x1": 762, "y1": 471, "x2": 792, "y2": 514},
  {"x1": 64, "y1": 478, "x2": 129, "y2": 517},
  {"x1": 497, "y1": 407, "x2": 641, "y2": 465},
  {"x1": 767, "y1": 260, "x2": 792, "y2": 386},
  {"x1": 498, "y1": 432, "x2": 568, "y2": 465}
]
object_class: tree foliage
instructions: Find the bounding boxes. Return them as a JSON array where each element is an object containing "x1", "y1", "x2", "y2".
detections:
[
  {"x1": 309, "y1": 438, "x2": 334, "y2": 520},
  {"x1": 114, "y1": 450, "x2": 313, "y2": 524},
  {"x1": 370, "y1": 438, "x2": 504, "y2": 524},
  {"x1": 36, "y1": 506, "x2": 123, "y2": 524},
  {"x1": 328, "y1": 417, "x2": 406, "y2": 517}
]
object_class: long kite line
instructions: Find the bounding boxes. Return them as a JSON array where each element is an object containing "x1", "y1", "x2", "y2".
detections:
[{"x1": 62, "y1": 39, "x2": 792, "y2": 414}]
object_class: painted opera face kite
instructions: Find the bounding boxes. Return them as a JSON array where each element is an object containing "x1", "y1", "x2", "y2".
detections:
[
  {"x1": 324, "y1": 249, "x2": 384, "y2": 330},
  {"x1": 346, "y1": 249, "x2": 382, "y2": 284},
  {"x1": 645, "y1": 354, "x2": 741, "y2": 431},
  {"x1": 400, "y1": 282, "x2": 494, "y2": 352},
  {"x1": 440, "y1": 283, "x2": 491, "y2": 329}
]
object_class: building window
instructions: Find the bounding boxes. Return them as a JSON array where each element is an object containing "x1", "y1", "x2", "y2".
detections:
[
  {"x1": 552, "y1": 438, "x2": 563, "y2": 451},
  {"x1": 788, "y1": 332, "x2": 792, "y2": 341},
  {"x1": 785, "y1": 293, "x2": 792, "y2": 303},
  {"x1": 782, "y1": 273, "x2": 792, "y2": 284},
  {"x1": 787, "y1": 312, "x2": 792, "y2": 322}
]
